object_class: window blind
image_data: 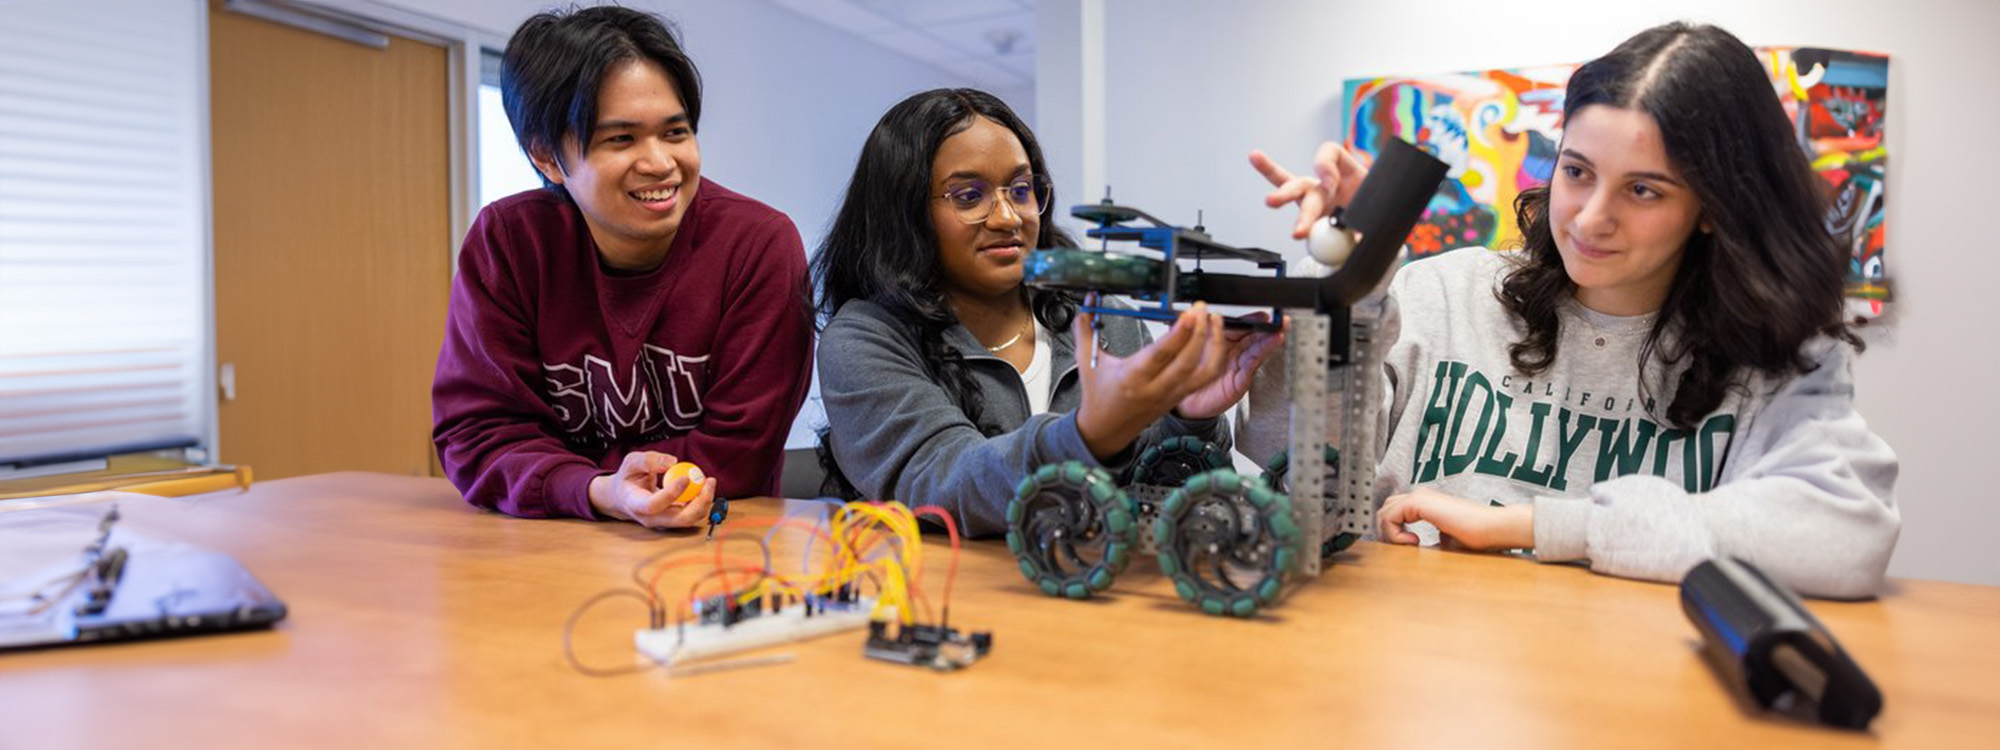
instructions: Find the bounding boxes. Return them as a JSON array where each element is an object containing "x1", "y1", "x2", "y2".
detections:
[{"x1": 0, "y1": 0, "x2": 210, "y2": 467}]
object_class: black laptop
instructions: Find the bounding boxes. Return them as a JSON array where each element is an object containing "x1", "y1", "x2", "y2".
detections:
[{"x1": 1, "y1": 534, "x2": 287, "y2": 652}]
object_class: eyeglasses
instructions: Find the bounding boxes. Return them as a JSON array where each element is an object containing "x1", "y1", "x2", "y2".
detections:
[{"x1": 935, "y1": 175, "x2": 1051, "y2": 225}]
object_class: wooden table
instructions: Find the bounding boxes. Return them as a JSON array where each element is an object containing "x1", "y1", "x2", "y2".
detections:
[{"x1": 2, "y1": 472, "x2": 1995, "y2": 748}]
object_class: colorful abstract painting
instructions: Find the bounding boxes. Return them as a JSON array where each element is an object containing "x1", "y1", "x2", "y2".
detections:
[{"x1": 1342, "y1": 48, "x2": 1890, "y2": 317}]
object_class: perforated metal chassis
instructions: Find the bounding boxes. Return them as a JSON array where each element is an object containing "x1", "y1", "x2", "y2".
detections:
[
  {"x1": 1119, "y1": 308, "x2": 1378, "y2": 576},
  {"x1": 1125, "y1": 484, "x2": 1173, "y2": 556},
  {"x1": 1338, "y1": 307, "x2": 1386, "y2": 552},
  {"x1": 1043, "y1": 299, "x2": 1382, "y2": 583},
  {"x1": 1284, "y1": 308, "x2": 1383, "y2": 578}
]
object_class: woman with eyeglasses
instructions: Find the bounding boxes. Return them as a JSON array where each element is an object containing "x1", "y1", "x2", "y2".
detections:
[{"x1": 811, "y1": 88, "x2": 1283, "y2": 534}]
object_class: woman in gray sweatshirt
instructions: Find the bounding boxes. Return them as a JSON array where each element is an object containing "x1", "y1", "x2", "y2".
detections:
[
  {"x1": 811, "y1": 88, "x2": 1283, "y2": 536},
  {"x1": 1246, "y1": 23, "x2": 1899, "y2": 598}
]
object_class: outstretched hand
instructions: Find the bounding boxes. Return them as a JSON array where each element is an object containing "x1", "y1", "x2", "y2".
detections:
[
  {"x1": 1173, "y1": 312, "x2": 1286, "y2": 420},
  {"x1": 1073, "y1": 299, "x2": 1230, "y2": 461},
  {"x1": 1248, "y1": 141, "x2": 1368, "y2": 239}
]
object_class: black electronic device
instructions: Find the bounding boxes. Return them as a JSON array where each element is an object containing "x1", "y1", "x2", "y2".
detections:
[
  {"x1": 1680, "y1": 558, "x2": 1882, "y2": 729},
  {"x1": 2, "y1": 546, "x2": 288, "y2": 651},
  {"x1": 863, "y1": 619, "x2": 992, "y2": 670}
]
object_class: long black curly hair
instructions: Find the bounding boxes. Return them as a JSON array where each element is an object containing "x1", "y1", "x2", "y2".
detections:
[
  {"x1": 810, "y1": 88, "x2": 1077, "y2": 497},
  {"x1": 1501, "y1": 22, "x2": 1862, "y2": 430}
]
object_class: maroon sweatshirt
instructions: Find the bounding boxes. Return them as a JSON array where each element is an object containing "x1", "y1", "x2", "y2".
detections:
[{"x1": 432, "y1": 179, "x2": 812, "y2": 518}]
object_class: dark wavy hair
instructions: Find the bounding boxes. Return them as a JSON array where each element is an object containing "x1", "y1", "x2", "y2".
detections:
[
  {"x1": 500, "y1": 5, "x2": 702, "y2": 200},
  {"x1": 1501, "y1": 22, "x2": 1861, "y2": 429},
  {"x1": 810, "y1": 88, "x2": 1076, "y2": 497}
]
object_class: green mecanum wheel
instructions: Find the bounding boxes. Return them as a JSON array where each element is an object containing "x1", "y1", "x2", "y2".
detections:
[
  {"x1": 1154, "y1": 469, "x2": 1298, "y2": 617},
  {"x1": 1132, "y1": 436, "x2": 1230, "y2": 488},
  {"x1": 1263, "y1": 446, "x2": 1360, "y2": 556},
  {"x1": 1006, "y1": 462, "x2": 1137, "y2": 600}
]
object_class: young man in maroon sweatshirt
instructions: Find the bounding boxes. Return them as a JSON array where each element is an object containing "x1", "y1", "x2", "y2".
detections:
[{"x1": 432, "y1": 6, "x2": 812, "y2": 529}]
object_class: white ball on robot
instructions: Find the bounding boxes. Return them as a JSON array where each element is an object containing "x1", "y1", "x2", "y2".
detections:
[{"x1": 1308, "y1": 217, "x2": 1356, "y2": 267}]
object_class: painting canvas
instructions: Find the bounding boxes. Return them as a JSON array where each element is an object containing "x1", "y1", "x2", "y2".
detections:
[{"x1": 1342, "y1": 47, "x2": 1889, "y2": 318}]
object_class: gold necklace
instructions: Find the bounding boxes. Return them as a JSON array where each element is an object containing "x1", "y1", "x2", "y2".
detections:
[{"x1": 986, "y1": 320, "x2": 1031, "y2": 353}]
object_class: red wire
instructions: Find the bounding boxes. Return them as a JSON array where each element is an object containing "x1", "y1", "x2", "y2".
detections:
[
  {"x1": 714, "y1": 523, "x2": 737, "y2": 595},
  {"x1": 709, "y1": 515, "x2": 839, "y2": 551},
  {"x1": 644, "y1": 554, "x2": 764, "y2": 602},
  {"x1": 911, "y1": 505, "x2": 961, "y2": 619},
  {"x1": 681, "y1": 564, "x2": 775, "y2": 617},
  {"x1": 842, "y1": 523, "x2": 877, "y2": 558}
]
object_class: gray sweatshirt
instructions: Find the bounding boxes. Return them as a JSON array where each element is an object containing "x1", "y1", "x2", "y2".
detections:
[
  {"x1": 1244, "y1": 248, "x2": 1899, "y2": 598},
  {"x1": 818, "y1": 297, "x2": 1227, "y2": 537}
]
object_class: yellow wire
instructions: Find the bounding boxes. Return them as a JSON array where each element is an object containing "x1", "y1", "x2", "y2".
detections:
[
  {"x1": 823, "y1": 501, "x2": 929, "y2": 625},
  {"x1": 696, "y1": 501, "x2": 934, "y2": 627}
]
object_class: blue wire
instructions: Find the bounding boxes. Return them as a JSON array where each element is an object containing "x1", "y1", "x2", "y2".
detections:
[{"x1": 764, "y1": 502, "x2": 832, "y2": 578}]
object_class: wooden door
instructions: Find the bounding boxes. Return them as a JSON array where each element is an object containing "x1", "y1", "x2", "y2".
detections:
[{"x1": 210, "y1": 1, "x2": 450, "y2": 479}]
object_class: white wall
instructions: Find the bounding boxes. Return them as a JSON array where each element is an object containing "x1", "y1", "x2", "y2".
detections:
[
  {"x1": 1036, "y1": 0, "x2": 1099, "y2": 233},
  {"x1": 1040, "y1": 0, "x2": 2000, "y2": 586},
  {"x1": 374, "y1": 0, "x2": 1006, "y2": 451}
]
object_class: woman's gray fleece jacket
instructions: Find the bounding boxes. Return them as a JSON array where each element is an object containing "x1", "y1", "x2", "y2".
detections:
[{"x1": 818, "y1": 299, "x2": 1226, "y2": 536}]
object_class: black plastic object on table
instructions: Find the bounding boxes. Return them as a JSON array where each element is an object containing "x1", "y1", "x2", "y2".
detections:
[{"x1": 1680, "y1": 558, "x2": 1882, "y2": 729}]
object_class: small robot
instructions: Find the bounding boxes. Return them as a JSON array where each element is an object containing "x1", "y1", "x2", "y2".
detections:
[{"x1": 1005, "y1": 137, "x2": 1448, "y2": 617}]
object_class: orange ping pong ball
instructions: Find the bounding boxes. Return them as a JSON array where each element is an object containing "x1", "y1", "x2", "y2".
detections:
[{"x1": 662, "y1": 461, "x2": 705, "y2": 505}]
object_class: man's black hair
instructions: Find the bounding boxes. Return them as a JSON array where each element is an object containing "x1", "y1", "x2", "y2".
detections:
[{"x1": 500, "y1": 5, "x2": 702, "y2": 198}]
